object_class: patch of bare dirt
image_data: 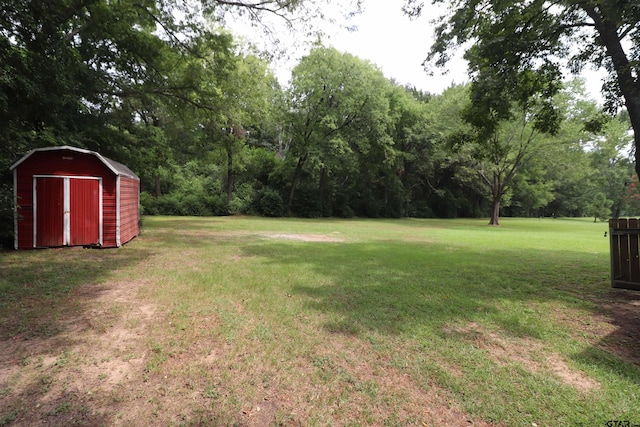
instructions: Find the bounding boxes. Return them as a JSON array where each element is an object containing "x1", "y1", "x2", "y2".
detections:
[
  {"x1": 0, "y1": 279, "x2": 157, "y2": 426},
  {"x1": 551, "y1": 288, "x2": 640, "y2": 367},
  {"x1": 452, "y1": 322, "x2": 600, "y2": 393},
  {"x1": 239, "y1": 400, "x2": 279, "y2": 427},
  {"x1": 263, "y1": 233, "x2": 345, "y2": 242},
  {"x1": 595, "y1": 289, "x2": 640, "y2": 365},
  {"x1": 228, "y1": 334, "x2": 505, "y2": 427}
]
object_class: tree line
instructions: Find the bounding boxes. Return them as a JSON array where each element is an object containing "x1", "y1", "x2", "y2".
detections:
[{"x1": 1, "y1": 0, "x2": 637, "y2": 247}]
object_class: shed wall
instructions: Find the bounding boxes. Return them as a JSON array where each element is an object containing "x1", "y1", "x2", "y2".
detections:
[
  {"x1": 119, "y1": 177, "x2": 140, "y2": 245},
  {"x1": 101, "y1": 178, "x2": 118, "y2": 248}
]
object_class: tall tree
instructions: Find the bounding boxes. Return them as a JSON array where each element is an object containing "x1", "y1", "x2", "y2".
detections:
[
  {"x1": 284, "y1": 46, "x2": 391, "y2": 214},
  {"x1": 430, "y1": 84, "x2": 557, "y2": 225},
  {"x1": 424, "y1": 84, "x2": 489, "y2": 218},
  {"x1": 407, "y1": 0, "x2": 640, "y2": 177},
  {"x1": 0, "y1": 0, "x2": 358, "y2": 166},
  {"x1": 476, "y1": 108, "x2": 554, "y2": 226},
  {"x1": 209, "y1": 50, "x2": 281, "y2": 205},
  {"x1": 585, "y1": 112, "x2": 634, "y2": 219},
  {"x1": 538, "y1": 79, "x2": 624, "y2": 219},
  {"x1": 384, "y1": 84, "x2": 435, "y2": 217}
]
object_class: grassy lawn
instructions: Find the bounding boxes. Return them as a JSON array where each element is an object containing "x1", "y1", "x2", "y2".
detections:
[{"x1": 1, "y1": 216, "x2": 639, "y2": 426}]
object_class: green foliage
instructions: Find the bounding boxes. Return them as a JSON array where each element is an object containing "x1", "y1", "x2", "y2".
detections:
[
  {"x1": 257, "y1": 188, "x2": 285, "y2": 217},
  {"x1": 228, "y1": 183, "x2": 255, "y2": 215},
  {"x1": 332, "y1": 193, "x2": 356, "y2": 218},
  {"x1": 142, "y1": 191, "x2": 229, "y2": 217},
  {"x1": 139, "y1": 159, "x2": 230, "y2": 216},
  {"x1": 1, "y1": 0, "x2": 636, "y2": 230},
  {"x1": 421, "y1": 0, "x2": 640, "y2": 179},
  {"x1": 284, "y1": 45, "x2": 398, "y2": 215},
  {"x1": 0, "y1": 184, "x2": 13, "y2": 248},
  {"x1": 139, "y1": 192, "x2": 156, "y2": 216},
  {"x1": 290, "y1": 181, "x2": 322, "y2": 218},
  {"x1": 508, "y1": 166, "x2": 555, "y2": 217}
]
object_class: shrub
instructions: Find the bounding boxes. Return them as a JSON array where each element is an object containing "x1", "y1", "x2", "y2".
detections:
[
  {"x1": 228, "y1": 183, "x2": 255, "y2": 215},
  {"x1": 290, "y1": 183, "x2": 321, "y2": 218},
  {"x1": 180, "y1": 194, "x2": 209, "y2": 216},
  {"x1": 155, "y1": 193, "x2": 182, "y2": 216},
  {"x1": 139, "y1": 192, "x2": 159, "y2": 215},
  {"x1": 205, "y1": 194, "x2": 229, "y2": 216},
  {"x1": 258, "y1": 189, "x2": 284, "y2": 217},
  {"x1": 0, "y1": 184, "x2": 14, "y2": 248}
]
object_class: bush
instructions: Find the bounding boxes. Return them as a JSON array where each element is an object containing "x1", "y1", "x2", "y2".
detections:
[
  {"x1": 228, "y1": 183, "x2": 255, "y2": 215},
  {"x1": 140, "y1": 192, "x2": 159, "y2": 215},
  {"x1": 205, "y1": 194, "x2": 229, "y2": 216},
  {"x1": 258, "y1": 189, "x2": 284, "y2": 217},
  {"x1": 141, "y1": 190, "x2": 232, "y2": 217},
  {"x1": 0, "y1": 184, "x2": 14, "y2": 248},
  {"x1": 290, "y1": 183, "x2": 321, "y2": 218},
  {"x1": 155, "y1": 193, "x2": 183, "y2": 216},
  {"x1": 406, "y1": 201, "x2": 435, "y2": 218},
  {"x1": 332, "y1": 191, "x2": 355, "y2": 218},
  {"x1": 180, "y1": 194, "x2": 209, "y2": 216}
]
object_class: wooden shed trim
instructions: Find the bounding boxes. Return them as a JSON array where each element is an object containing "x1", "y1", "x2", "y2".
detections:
[
  {"x1": 13, "y1": 168, "x2": 18, "y2": 250},
  {"x1": 116, "y1": 175, "x2": 121, "y2": 247}
]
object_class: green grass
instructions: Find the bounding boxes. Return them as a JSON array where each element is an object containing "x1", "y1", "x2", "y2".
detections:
[{"x1": 0, "y1": 216, "x2": 638, "y2": 426}]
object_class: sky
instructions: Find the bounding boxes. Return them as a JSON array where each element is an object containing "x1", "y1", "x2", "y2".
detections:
[
  {"x1": 229, "y1": 0, "x2": 606, "y2": 101},
  {"x1": 324, "y1": 0, "x2": 468, "y2": 94}
]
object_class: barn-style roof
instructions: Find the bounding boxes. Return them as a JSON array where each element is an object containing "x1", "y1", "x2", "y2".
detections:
[{"x1": 10, "y1": 146, "x2": 138, "y2": 179}]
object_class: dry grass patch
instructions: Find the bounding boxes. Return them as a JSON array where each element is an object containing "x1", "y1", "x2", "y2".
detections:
[
  {"x1": 0, "y1": 278, "x2": 157, "y2": 426},
  {"x1": 262, "y1": 233, "x2": 346, "y2": 242},
  {"x1": 448, "y1": 322, "x2": 600, "y2": 394}
]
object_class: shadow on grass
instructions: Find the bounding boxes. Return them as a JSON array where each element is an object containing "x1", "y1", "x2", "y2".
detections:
[
  {"x1": 595, "y1": 289, "x2": 640, "y2": 363},
  {"x1": 572, "y1": 288, "x2": 640, "y2": 383},
  {"x1": 242, "y1": 239, "x2": 640, "y2": 379},
  {"x1": 0, "y1": 246, "x2": 152, "y2": 426},
  {"x1": 0, "y1": 246, "x2": 151, "y2": 340},
  {"x1": 245, "y1": 240, "x2": 598, "y2": 329}
]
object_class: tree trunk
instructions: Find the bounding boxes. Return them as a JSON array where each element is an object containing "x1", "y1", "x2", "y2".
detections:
[
  {"x1": 226, "y1": 147, "x2": 234, "y2": 204},
  {"x1": 287, "y1": 154, "x2": 307, "y2": 213},
  {"x1": 489, "y1": 196, "x2": 501, "y2": 225},
  {"x1": 585, "y1": 6, "x2": 640, "y2": 181},
  {"x1": 488, "y1": 171, "x2": 503, "y2": 225},
  {"x1": 154, "y1": 174, "x2": 161, "y2": 197},
  {"x1": 318, "y1": 166, "x2": 330, "y2": 216}
]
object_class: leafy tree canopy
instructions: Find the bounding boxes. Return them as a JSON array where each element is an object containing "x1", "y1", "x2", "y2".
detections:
[
  {"x1": 0, "y1": 0, "x2": 357, "y2": 166},
  {"x1": 404, "y1": 0, "x2": 640, "y2": 175}
]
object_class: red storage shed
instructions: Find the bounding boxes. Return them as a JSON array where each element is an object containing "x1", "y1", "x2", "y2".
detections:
[{"x1": 11, "y1": 146, "x2": 140, "y2": 249}]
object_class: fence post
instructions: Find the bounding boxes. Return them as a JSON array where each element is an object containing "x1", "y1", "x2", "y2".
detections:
[
  {"x1": 630, "y1": 218, "x2": 640, "y2": 284},
  {"x1": 610, "y1": 218, "x2": 640, "y2": 291},
  {"x1": 610, "y1": 218, "x2": 619, "y2": 288}
]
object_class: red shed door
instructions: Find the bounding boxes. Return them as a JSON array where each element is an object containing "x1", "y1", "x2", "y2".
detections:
[
  {"x1": 35, "y1": 177, "x2": 64, "y2": 247},
  {"x1": 69, "y1": 178, "x2": 100, "y2": 246},
  {"x1": 35, "y1": 177, "x2": 101, "y2": 247}
]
